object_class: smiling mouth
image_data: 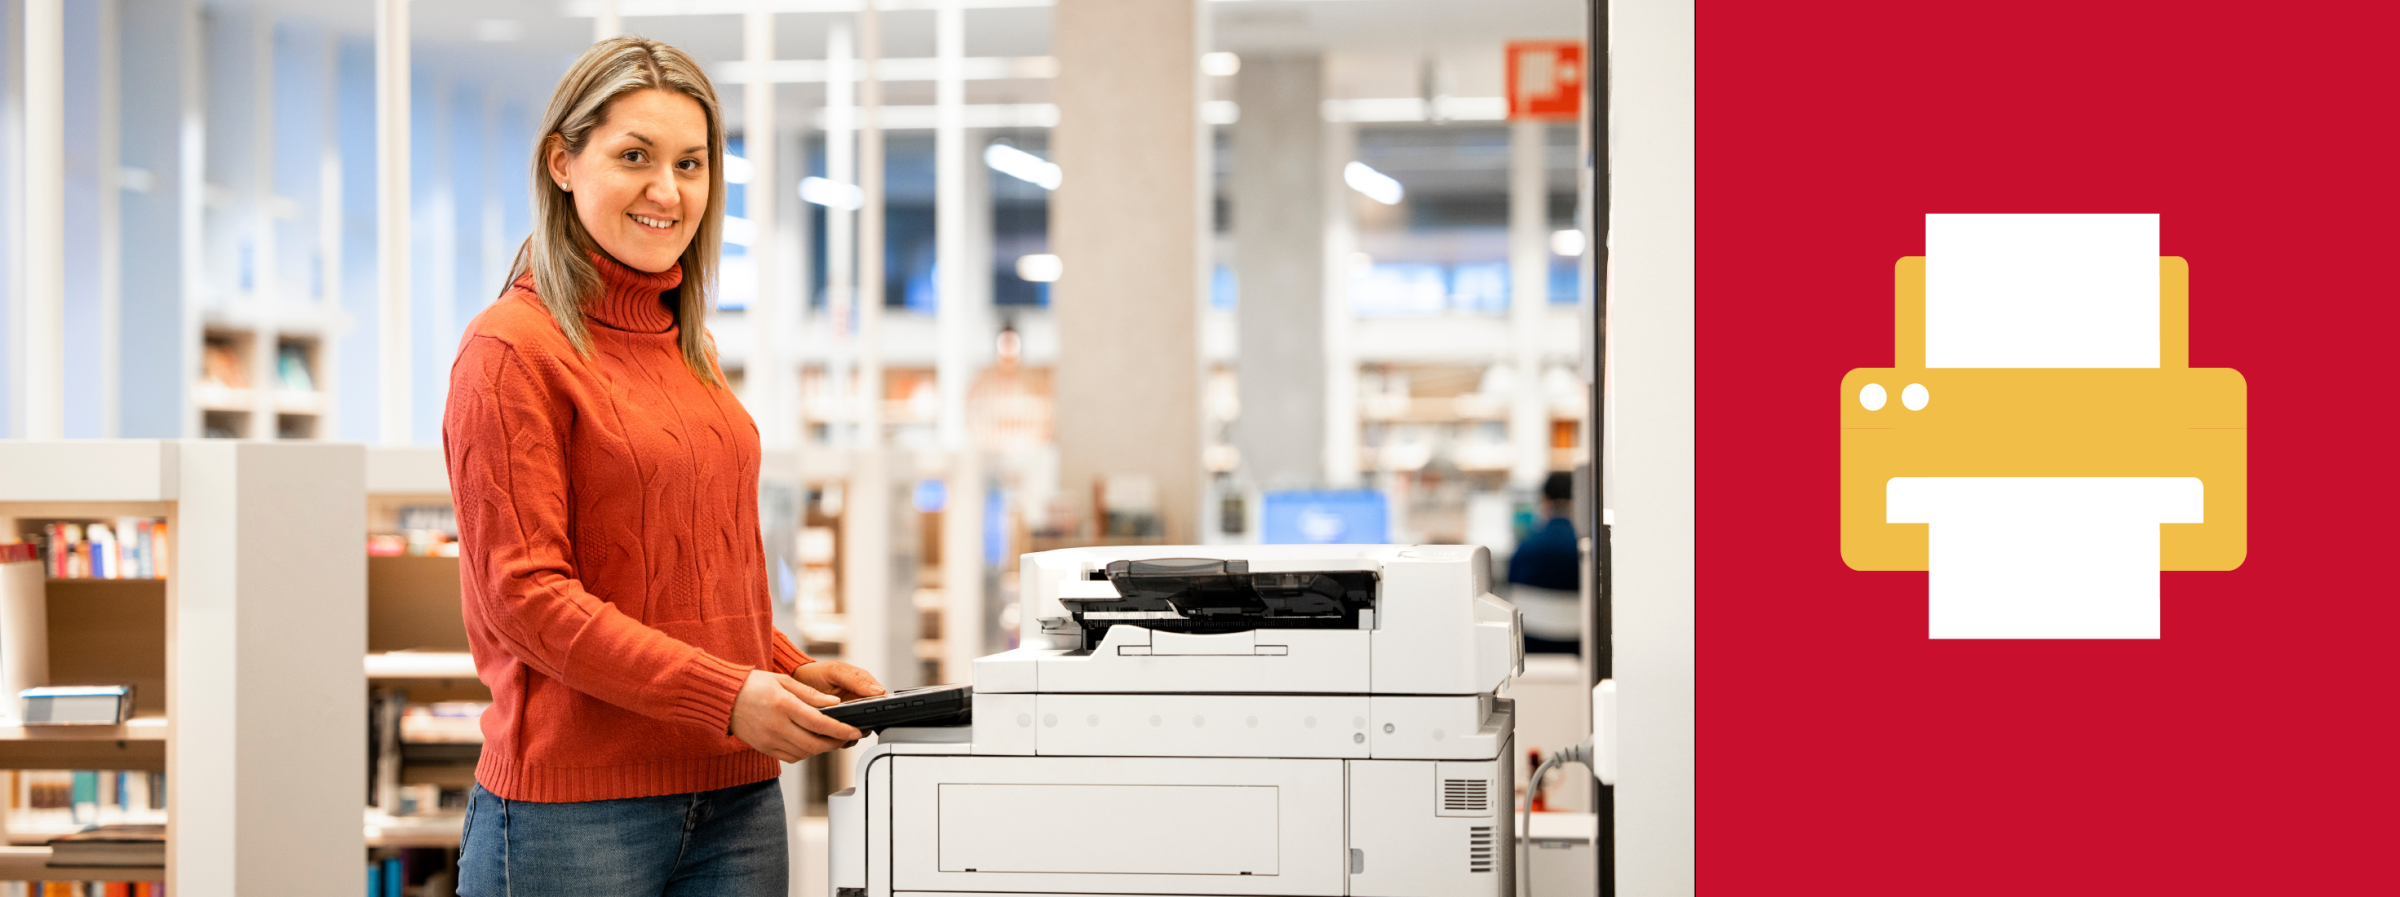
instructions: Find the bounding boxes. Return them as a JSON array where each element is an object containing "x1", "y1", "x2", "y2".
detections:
[{"x1": 630, "y1": 213, "x2": 678, "y2": 231}]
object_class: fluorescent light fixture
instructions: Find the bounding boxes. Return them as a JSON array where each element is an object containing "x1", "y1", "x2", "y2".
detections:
[
  {"x1": 1016, "y1": 253, "x2": 1063, "y2": 283},
  {"x1": 1202, "y1": 51, "x2": 1241, "y2": 76},
  {"x1": 1343, "y1": 161, "x2": 1404, "y2": 205},
  {"x1": 1550, "y1": 228, "x2": 1587, "y2": 257},
  {"x1": 798, "y1": 176, "x2": 864, "y2": 210},
  {"x1": 722, "y1": 215, "x2": 756, "y2": 247},
  {"x1": 1202, "y1": 100, "x2": 1240, "y2": 125},
  {"x1": 722, "y1": 154, "x2": 753, "y2": 185},
  {"x1": 984, "y1": 143, "x2": 1062, "y2": 190},
  {"x1": 1320, "y1": 96, "x2": 1508, "y2": 123}
]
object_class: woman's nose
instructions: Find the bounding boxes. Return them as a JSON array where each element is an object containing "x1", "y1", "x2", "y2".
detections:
[{"x1": 645, "y1": 167, "x2": 681, "y2": 208}]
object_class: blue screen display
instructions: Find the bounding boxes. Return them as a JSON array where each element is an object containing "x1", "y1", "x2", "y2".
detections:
[{"x1": 1259, "y1": 489, "x2": 1390, "y2": 545}]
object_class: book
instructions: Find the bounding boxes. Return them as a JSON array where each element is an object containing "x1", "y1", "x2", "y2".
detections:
[
  {"x1": 24, "y1": 520, "x2": 168, "y2": 581},
  {"x1": 46, "y1": 824, "x2": 164, "y2": 868},
  {"x1": 20, "y1": 687, "x2": 133, "y2": 726},
  {"x1": 201, "y1": 341, "x2": 246, "y2": 390},
  {"x1": 276, "y1": 343, "x2": 315, "y2": 393}
]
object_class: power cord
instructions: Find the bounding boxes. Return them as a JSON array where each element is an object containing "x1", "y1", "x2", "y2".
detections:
[{"x1": 1521, "y1": 738, "x2": 1596, "y2": 897}]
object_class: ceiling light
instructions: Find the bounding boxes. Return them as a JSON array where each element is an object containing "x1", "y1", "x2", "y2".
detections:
[
  {"x1": 1202, "y1": 52, "x2": 1241, "y2": 77},
  {"x1": 798, "y1": 176, "x2": 863, "y2": 210},
  {"x1": 984, "y1": 143, "x2": 1062, "y2": 190},
  {"x1": 1550, "y1": 228, "x2": 1586, "y2": 257},
  {"x1": 1343, "y1": 161, "x2": 1404, "y2": 205},
  {"x1": 1016, "y1": 253, "x2": 1063, "y2": 283},
  {"x1": 722, "y1": 154, "x2": 753, "y2": 185}
]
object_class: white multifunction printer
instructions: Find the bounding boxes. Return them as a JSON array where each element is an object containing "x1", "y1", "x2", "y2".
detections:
[{"x1": 828, "y1": 544, "x2": 1526, "y2": 897}]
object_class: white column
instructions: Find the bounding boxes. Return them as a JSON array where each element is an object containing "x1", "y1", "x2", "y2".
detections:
[
  {"x1": 178, "y1": 0, "x2": 204, "y2": 438},
  {"x1": 171, "y1": 441, "x2": 365, "y2": 894},
  {"x1": 856, "y1": 0, "x2": 885, "y2": 449},
  {"x1": 319, "y1": 34, "x2": 346, "y2": 440},
  {"x1": 593, "y1": 0, "x2": 621, "y2": 43},
  {"x1": 1508, "y1": 120, "x2": 1550, "y2": 489},
  {"x1": 840, "y1": 458, "x2": 892, "y2": 686},
  {"x1": 247, "y1": 15, "x2": 277, "y2": 435},
  {"x1": 1051, "y1": 0, "x2": 1205, "y2": 542},
  {"x1": 783, "y1": 106, "x2": 811, "y2": 447},
  {"x1": 824, "y1": 23, "x2": 855, "y2": 446},
  {"x1": 940, "y1": 453, "x2": 984, "y2": 682},
  {"x1": 745, "y1": 7, "x2": 790, "y2": 446},
  {"x1": 22, "y1": 0, "x2": 64, "y2": 439},
  {"x1": 1320, "y1": 120, "x2": 1359, "y2": 487},
  {"x1": 1232, "y1": 54, "x2": 1326, "y2": 489},
  {"x1": 97, "y1": 0, "x2": 121, "y2": 437},
  {"x1": 375, "y1": 0, "x2": 411, "y2": 445},
  {"x1": 1612, "y1": 0, "x2": 1696, "y2": 891},
  {"x1": 933, "y1": 0, "x2": 968, "y2": 450}
]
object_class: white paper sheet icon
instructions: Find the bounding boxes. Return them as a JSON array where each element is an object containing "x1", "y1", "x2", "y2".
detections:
[
  {"x1": 1925, "y1": 214, "x2": 2160, "y2": 368},
  {"x1": 1889, "y1": 477, "x2": 2203, "y2": 639}
]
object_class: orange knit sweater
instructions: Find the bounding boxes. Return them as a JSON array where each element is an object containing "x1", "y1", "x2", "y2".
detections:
[{"x1": 444, "y1": 253, "x2": 811, "y2": 802}]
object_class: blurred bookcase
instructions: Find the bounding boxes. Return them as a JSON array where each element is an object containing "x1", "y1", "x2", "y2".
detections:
[{"x1": 0, "y1": 441, "x2": 363, "y2": 890}]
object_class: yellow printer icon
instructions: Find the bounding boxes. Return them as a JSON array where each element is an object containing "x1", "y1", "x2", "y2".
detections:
[{"x1": 1839, "y1": 254, "x2": 2247, "y2": 574}]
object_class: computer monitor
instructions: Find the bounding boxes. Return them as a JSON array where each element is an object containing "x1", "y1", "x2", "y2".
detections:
[{"x1": 1259, "y1": 489, "x2": 1390, "y2": 545}]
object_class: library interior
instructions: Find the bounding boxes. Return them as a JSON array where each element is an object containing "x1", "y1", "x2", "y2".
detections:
[{"x1": 0, "y1": 0, "x2": 1693, "y2": 895}]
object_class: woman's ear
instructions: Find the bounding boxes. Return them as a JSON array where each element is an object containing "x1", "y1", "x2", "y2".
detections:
[{"x1": 545, "y1": 136, "x2": 574, "y2": 193}]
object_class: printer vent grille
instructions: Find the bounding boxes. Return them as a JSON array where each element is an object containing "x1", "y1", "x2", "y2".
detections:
[
  {"x1": 1443, "y1": 778, "x2": 1490, "y2": 813},
  {"x1": 1468, "y1": 825, "x2": 1494, "y2": 873}
]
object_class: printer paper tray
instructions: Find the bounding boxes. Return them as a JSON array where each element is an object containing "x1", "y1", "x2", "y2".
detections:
[{"x1": 885, "y1": 756, "x2": 1347, "y2": 896}]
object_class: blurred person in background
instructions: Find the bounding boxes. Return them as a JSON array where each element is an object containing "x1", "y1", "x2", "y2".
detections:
[
  {"x1": 1509, "y1": 472, "x2": 1584, "y2": 653},
  {"x1": 968, "y1": 323, "x2": 1054, "y2": 452},
  {"x1": 444, "y1": 37, "x2": 883, "y2": 896}
]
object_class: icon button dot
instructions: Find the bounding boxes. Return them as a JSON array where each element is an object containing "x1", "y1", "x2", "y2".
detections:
[
  {"x1": 1902, "y1": 383, "x2": 1929, "y2": 411},
  {"x1": 1858, "y1": 383, "x2": 1887, "y2": 411}
]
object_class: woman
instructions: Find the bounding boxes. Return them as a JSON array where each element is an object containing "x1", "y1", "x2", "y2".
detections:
[{"x1": 444, "y1": 37, "x2": 883, "y2": 895}]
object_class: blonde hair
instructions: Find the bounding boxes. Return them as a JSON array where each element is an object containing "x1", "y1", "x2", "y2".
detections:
[{"x1": 510, "y1": 36, "x2": 725, "y2": 387}]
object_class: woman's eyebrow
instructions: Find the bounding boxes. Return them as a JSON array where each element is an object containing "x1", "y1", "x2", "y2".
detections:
[{"x1": 620, "y1": 131, "x2": 656, "y2": 147}]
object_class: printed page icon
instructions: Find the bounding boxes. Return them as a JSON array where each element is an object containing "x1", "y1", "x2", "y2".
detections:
[{"x1": 1839, "y1": 214, "x2": 2246, "y2": 639}]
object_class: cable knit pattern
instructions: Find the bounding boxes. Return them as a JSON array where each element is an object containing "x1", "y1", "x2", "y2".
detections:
[{"x1": 445, "y1": 252, "x2": 814, "y2": 803}]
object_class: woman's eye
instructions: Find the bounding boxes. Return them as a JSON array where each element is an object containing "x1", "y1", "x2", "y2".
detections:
[
  {"x1": 677, "y1": 159, "x2": 701, "y2": 172},
  {"x1": 621, "y1": 150, "x2": 646, "y2": 163}
]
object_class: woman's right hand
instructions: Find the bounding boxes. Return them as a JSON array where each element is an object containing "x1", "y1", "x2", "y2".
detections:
[{"x1": 730, "y1": 670, "x2": 864, "y2": 762}]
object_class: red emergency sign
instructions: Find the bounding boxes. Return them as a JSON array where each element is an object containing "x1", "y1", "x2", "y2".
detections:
[{"x1": 1506, "y1": 40, "x2": 1584, "y2": 121}]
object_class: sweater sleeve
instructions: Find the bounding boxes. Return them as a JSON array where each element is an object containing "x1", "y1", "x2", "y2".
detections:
[
  {"x1": 446, "y1": 335, "x2": 753, "y2": 733},
  {"x1": 771, "y1": 630, "x2": 813, "y2": 676}
]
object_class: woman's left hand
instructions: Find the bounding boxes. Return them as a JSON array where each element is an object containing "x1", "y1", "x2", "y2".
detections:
[{"x1": 795, "y1": 660, "x2": 886, "y2": 702}]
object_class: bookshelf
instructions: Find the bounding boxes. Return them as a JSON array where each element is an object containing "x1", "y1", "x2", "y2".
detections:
[
  {"x1": 360, "y1": 447, "x2": 477, "y2": 859},
  {"x1": 193, "y1": 322, "x2": 331, "y2": 441},
  {"x1": 0, "y1": 440, "x2": 364, "y2": 890}
]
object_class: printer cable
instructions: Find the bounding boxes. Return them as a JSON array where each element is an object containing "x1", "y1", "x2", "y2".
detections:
[{"x1": 1521, "y1": 738, "x2": 1595, "y2": 897}]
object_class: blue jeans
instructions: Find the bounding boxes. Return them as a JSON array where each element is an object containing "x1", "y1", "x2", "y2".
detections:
[{"x1": 458, "y1": 779, "x2": 787, "y2": 896}]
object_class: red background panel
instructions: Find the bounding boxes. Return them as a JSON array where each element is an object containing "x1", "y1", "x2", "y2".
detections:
[{"x1": 1700, "y1": 2, "x2": 2400, "y2": 891}]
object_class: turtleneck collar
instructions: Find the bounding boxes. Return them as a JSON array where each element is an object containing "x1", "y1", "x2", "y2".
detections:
[{"x1": 583, "y1": 251, "x2": 684, "y2": 334}]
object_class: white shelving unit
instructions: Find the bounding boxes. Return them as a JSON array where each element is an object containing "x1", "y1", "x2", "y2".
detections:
[
  {"x1": 0, "y1": 440, "x2": 364, "y2": 891},
  {"x1": 359, "y1": 447, "x2": 478, "y2": 849}
]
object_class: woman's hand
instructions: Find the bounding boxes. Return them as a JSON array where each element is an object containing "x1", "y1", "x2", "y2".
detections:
[
  {"x1": 729, "y1": 670, "x2": 862, "y2": 763},
  {"x1": 794, "y1": 660, "x2": 886, "y2": 701}
]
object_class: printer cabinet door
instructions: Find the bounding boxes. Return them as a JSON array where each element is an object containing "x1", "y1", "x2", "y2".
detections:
[
  {"x1": 887, "y1": 755, "x2": 1346, "y2": 895},
  {"x1": 1347, "y1": 752, "x2": 1513, "y2": 897}
]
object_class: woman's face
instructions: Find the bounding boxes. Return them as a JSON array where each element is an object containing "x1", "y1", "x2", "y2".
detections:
[{"x1": 548, "y1": 88, "x2": 711, "y2": 274}]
